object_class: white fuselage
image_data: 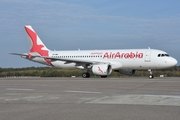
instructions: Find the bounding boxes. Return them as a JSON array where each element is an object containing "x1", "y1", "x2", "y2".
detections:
[{"x1": 30, "y1": 49, "x2": 177, "y2": 70}]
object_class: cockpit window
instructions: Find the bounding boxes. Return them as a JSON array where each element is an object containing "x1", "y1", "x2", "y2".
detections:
[
  {"x1": 157, "y1": 54, "x2": 170, "y2": 57},
  {"x1": 165, "y1": 54, "x2": 170, "y2": 56}
]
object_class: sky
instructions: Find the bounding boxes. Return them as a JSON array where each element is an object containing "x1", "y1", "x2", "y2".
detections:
[{"x1": 0, "y1": 0, "x2": 180, "y2": 68}]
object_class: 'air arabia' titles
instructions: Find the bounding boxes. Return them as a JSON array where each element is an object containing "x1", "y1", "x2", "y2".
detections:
[{"x1": 103, "y1": 51, "x2": 143, "y2": 59}]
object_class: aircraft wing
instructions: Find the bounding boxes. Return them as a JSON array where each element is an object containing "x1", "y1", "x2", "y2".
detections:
[
  {"x1": 40, "y1": 56, "x2": 121, "y2": 70},
  {"x1": 40, "y1": 56, "x2": 103, "y2": 65}
]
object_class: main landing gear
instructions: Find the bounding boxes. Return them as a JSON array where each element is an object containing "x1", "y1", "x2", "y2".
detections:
[
  {"x1": 82, "y1": 73, "x2": 107, "y2": 78},
  {"x1": 82, "y1": 72, "x2": 90, "y2": 78},
  {"x1": 148, "y1": 69, "x2": 154, "y2": 79},
  {"x1": 101, "y1": 76, "x2": 107, "y2": 78}
]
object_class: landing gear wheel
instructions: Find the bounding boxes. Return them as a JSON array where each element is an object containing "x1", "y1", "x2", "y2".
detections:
[
  {"x1": 149, "y1": 74, "x2": 154, "y2": 79},
  {"x1": 101, "y1": 75, "x2": 107, "y2": 78},
  {"x1": 82, "y1": 72, "x2": 90, "y2": 78}
]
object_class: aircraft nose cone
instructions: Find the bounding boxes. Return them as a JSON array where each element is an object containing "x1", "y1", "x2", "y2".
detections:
[
  {"x1": 165, "y1": 57, "x2": 178, "y2": 67},
  {"x1": 172, "y1": 58, "x2": 178, "y2": 66}
]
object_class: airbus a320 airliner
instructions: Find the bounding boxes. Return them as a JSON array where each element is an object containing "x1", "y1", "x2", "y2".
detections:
[{"x1": 10, "y1": 26, "x2": 178, "y2": 78}]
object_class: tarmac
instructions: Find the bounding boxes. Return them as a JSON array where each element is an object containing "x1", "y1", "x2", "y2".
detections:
[{"x1": 0, "y1": 77, "x2": 180, "y2": 120}]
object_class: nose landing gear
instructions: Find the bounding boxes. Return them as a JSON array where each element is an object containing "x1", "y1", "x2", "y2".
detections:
[{"x1": 148, "y1": 69, "x2": 154, "y2": 79}]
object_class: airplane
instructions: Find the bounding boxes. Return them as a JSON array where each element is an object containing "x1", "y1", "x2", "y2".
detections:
[{"x1": 10, "y1": 25, "x2": 178, "y2": 78}]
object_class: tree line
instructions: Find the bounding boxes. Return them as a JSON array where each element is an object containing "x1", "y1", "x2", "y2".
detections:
[{"x1": 0, "y1": 66, "x2": 179, "y2": 77}]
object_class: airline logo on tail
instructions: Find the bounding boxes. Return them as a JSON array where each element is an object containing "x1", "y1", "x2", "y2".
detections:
[{"x1": 24, "y1": 26, "x2": 53, "y2": 66}]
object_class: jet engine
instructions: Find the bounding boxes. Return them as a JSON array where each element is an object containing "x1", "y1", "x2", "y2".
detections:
[
  {"x1": 114, "y1": 69, "x2": 136, "y2": 75},
  {"x1": 92, "y1": 64, "x2": 112, "y2": 76}
]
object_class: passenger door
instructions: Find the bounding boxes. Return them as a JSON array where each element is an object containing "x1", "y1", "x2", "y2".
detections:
[{"x1": 145, "y1": 50, "x2": 151, "y2": 62}]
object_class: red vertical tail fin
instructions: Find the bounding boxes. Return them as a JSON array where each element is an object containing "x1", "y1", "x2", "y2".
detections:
[
  {"x1": 24, "y1": 25, "x2": 49, "y2": 56},
  {"x1": 24, "y1": 25, "x2": 53, "y2": 66}
]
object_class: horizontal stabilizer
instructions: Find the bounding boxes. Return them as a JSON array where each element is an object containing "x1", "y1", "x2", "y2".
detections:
[
  {"x1": 9, "y1": 53, "x2": 28, "y2": 56},
  {"x1": 9, "y1": 52, "x2": 41, "y2": 59}
]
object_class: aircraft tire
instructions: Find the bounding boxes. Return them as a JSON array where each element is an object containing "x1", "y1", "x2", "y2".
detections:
[
  {"x1": 149, "y1": 74, "x2": 154, "y2": 79},
  {"x1": 101, "y1": 75, "x2": 107, "y2": 78},
  {"x1": 82, "y1": 73, "x2": 90, "y2": 78}
]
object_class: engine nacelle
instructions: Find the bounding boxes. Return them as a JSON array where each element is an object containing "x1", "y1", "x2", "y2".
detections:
[
  {"x1": 92, "y1": 64, "x2": 112, "y2": 76},
  {"x1": 115, "y1": 69, "x2": 136, "y2": 75}
]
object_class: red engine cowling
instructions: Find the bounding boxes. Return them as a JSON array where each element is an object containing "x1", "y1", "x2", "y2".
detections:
[{"x1": 92, "y1": 64, "x2": 112, "y2": 76}]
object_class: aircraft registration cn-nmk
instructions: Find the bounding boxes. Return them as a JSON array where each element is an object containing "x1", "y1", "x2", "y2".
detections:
[{"x1": 10, "y1": 25, "x2": 178, "y2": 78}]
